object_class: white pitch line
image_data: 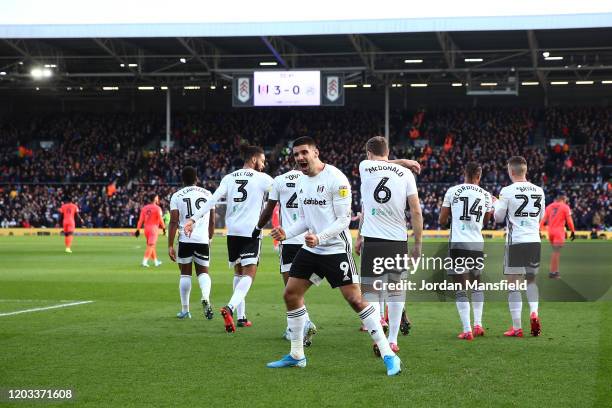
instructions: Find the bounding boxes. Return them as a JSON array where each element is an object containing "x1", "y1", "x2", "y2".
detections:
[{"x1": 0, "y1": 300, "x2": 94, "y2": 317}]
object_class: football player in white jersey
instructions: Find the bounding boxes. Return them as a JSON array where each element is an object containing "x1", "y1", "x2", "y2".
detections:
[
  {"x1": 355, "y1": 136, "x2": 423, "y2": 355},
  {"x1": 168, "y1": 166, "x2": 215, "y2": 320},
  {"x1": 267, "y1": 136, "x2": 401, "y2": 376},
  {"x1": 254, "y1": 167, "x2": 317, "y2": 345},
  {"x1": 494, "y1": 156, "x2": 545, "y2": 337},
  {"x1": 184, "y1": 145, "x2": 274, "y2": 333},
  {"x1": 439, "y1": 162, "x2": 492, "y2": 340}
]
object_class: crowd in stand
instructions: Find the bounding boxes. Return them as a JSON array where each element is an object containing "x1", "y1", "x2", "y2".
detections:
[{"x1": 1, "y1": 108, "x2": 610, "y2": 231}]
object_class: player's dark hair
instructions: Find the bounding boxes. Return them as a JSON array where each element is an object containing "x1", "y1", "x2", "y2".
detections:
[
  {"x1": 365, "y1": 136, "x2": 389, "y2": 156},
  {"x1": 292, "y1": 136, "x2": 316, "y2": 149},
  {"x1": 148, "y1": 192, "x2": 158, "y2": 203},
  {"x1": 182, "y1": 166, "x2": 197, "y2": 185},
  {"x1": 465, "y1": 162, "x2": 482, "y2": 181},
  {"x1": 240, "y1": 145, "x2": 264, "y2": 161}
]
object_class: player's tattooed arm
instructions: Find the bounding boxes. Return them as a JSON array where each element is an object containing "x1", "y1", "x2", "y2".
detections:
[
  {"x1": 167, "y1": 209, "x2": 180, "y2": 262},
  {"x1": 407, "y1": 194, "x2": 423, "y2": 258},
  {"x1": 387, "y1": 159, "x2": 421, "y2": 175},
  {"x1": 355, "y1": 209, "x2": 364, "y2": 256},
  {"x1": 438, "y1": 206, "x2": 451, "y2": 227},
  {"x1": 208, "y1": 208, "x2": 215, "y2": 244},
  {"x1": 253, "y1": 200, "x2": 278, "y2": 238}
]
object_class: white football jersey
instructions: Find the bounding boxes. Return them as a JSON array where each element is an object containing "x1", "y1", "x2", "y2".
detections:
[
  {"x1": 170, "y1": 185, "x2": 213, "y2": 244},
  {"x1": 442, "y1": 183, "x2": 492, "y2": 248},
  {"x1": 295, "y1": 164, "x2": 352, "y2": 255},
  {"x1": 270, "y1": 170, "x2": 305, "y2": 245},
  {"x1": 359, "y1": 160, "x2": 418, "y2": 241},
  {"x1": 494, "y1": 181, "x2": 545, "y2": 244},
  {"x1": 193, "y1": 169, "x2": 273, "y2": 237}
]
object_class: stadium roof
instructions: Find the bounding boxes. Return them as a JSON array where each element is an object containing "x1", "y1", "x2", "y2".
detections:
[{"x1": 1, "y1": 28, "x2": 612, "y2": 91}]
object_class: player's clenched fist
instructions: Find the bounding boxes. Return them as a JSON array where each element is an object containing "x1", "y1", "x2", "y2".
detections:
[
  {"x1": 270, "y1": 227, "x2": 286, "y2": 241},
  {"x1": 305, "y1": 233, "x2": 319, "y2": 248},
  {"x1": 183, "y1": 219, "x2": 195, "y2": 237}
]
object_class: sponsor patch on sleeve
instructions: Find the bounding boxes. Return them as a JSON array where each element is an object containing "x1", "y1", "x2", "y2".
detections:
[{"x1": 338, "y1": 185, "x2": 349, "y2": 198}]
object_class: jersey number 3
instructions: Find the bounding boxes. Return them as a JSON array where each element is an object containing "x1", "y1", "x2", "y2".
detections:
[{"x1": 234, "y1": 180, "x2": 248, "y2": 202}]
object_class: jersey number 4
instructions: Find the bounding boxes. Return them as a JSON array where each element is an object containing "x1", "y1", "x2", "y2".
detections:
[
  {"x1": 286, "y1": 192, "x2": 298, "y2": 208},
  {"x1": 458, "y1": 197, "x2": 483, "y2": 222},
  {"x1": 182, "y1": 197, "x2": 208, "y2": 218}
]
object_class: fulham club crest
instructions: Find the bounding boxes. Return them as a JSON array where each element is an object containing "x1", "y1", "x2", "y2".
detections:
[
  {"x1": 326, "y1": 76, "x2": 339, "y2": 102},
  {"x1": 237, "y1": 77, "x2": 250, "y2": 103}
]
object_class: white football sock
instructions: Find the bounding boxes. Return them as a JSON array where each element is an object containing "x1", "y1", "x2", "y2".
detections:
[
  {"x1": 232, "y1": 275, "x2": 246, "y2": 318},
  {"x1": 378, "y1": 291, "x2": 386, "y2": 319},
  {"x1": 287, "y1": 306, "x2": 307, "y2": 359},
  {"x1": 508, "y1": 290, "x2": 522, "y2": 329},
  {"x1": 456, "y1": 291, "x2": 471, "y2": 332},
  {"x1": 472, "y1": 290, "x2": 484, "y2": 326},
  {"x1": 526, "y1": 281, "x2": 539, "y2": 315},
  {"x1": 360, "y1": 304, "x2": 394, "y2": 358},
  {"x1": 179, "y1": 276, "x2": 191, "y2": 313},
  {"x1": 228, "y1": 275, "x2": 253, "y2": 312},
  {"x1": 237, "y1": 301, "x2": 246, "y2": 320},
  {"x1": 387, "y1": 299, "x2": 404, "y2": 344},
  {"x1": 197, "y1": 273, "x2": 211, "y2": 302}
]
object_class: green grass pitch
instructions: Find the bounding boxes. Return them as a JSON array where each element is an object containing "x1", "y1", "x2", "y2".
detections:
[{"x1": 0, "y1": 235, "x2": 610, "y2": 407}]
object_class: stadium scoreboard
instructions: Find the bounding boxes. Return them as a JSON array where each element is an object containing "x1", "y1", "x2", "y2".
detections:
[{"x1": 232, "y1": 71, "x2": 344, "y2": 107}]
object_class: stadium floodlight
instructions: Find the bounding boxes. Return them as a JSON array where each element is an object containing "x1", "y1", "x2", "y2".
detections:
[
  {"x1": 603, "y1": 80, "x2": 612, "y2": 84},
  {"x1": 550, "y1": 81, "x2": 568, "y2": 85},
  {"x1": 161, "y1": 86, "x2": 168, "y2": 90},
  {"x1": 481, "y1": 82, "x2": 498, "y2": 86},
  {"x1": 120, "y1": 63, "x2": 125, "y2": 67},
  {"x1": 179, "y1": 58, "x2": 186, "y2": 64},
  {"x1": 451, "y1": 83, "x2": 463, "y2": 87},
  {"x1": 391, "y1": 83, "x2": 403, "y2": 87},
  {"x1": 30, "y1": 67, "x2": 52, "y2": 80},
  {"x1": 0, "y1": 71, "x2": 6, "y2": 76},
  {"x1": 128, "y1": 63, "x2": 138, "y2": 67},
  {"x1": 18, "y1": 61, "x2": 23, "y2": 65},
  {"x1": 464, "y1": 58, "x2": 483, "y2": 62},
  {"x1": 343, "y1": 84, "x2": 357, "y2": 88},
  {"x1": 404, "y1": 59, "x2": 423, "y2": 63},
  {"x1": 521, "y1": 81, "x2": 539, "y2": 86},
  {"x1": 362, "y1": 84, "x2": 371, "y2": 88},
  {"x1": 410, "y1": 83, "x2": 428, "y2": 87},
  {"x1": 544, "y1": 56, "x2": 563, "y2": 61},
  {"x1": 223, "y1": 85, "x2": 227, "y2": 89},
  {"x1": 35, "y1": 87, "x2": 39, "y2": 90},
  {"x1": 259, "y1": 61, "x2": 278, "y2": 66},
  {"x1": 542, "y1": 51, "x2": 550, "y2": 58},
  {"x1": 210, "y1": 85, "x2": 216, "y2": 90},
  {"x1": 44, "y1": 64, "x2": 56, "y2": 68},
  {"x1": 576, "y1": 80, "x2": 594, "y2": 85},
  {"x1": 102, "y1": 86, "x2": 119, "y2": 91},
  {"x1": 79, "y1": 87, "x2": 83, "y2": 90},
  {"x1": 138, "y1": 86, "x2": 155, "y2": 90},
  {"x1": 184, "y1": 85, "x2": 200, "y2": 90}
]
